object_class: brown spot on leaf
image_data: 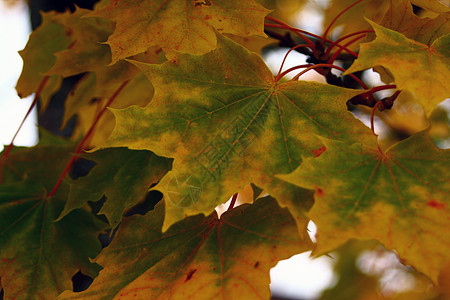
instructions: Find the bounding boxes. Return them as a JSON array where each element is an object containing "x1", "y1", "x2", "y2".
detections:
[
  {"x1": 312, "y1": 146, "x2": 326, "y2": 157},
  {"x1": 254, "y1": 261, "x2": 260, "y2": 268},
  {"x1": 315, "y1": 186, "x2": 324, "y2": 197},
  {"x1": 185, "y1": 268, "x2": 197, "y2": 282},
  {"x1": 427, "y1": 199, "x2": 445, "y2": 210},
  {"x1": 204, "y1": 15, "x2": 212, "y2": 20},
  {"x1": 194, "y1": 0, "x2": 211, "y2": 7}
]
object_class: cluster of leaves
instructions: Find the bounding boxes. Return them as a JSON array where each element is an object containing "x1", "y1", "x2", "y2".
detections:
[{"x1": 1, "y1": 0, "x2": 449, "y2": 298}]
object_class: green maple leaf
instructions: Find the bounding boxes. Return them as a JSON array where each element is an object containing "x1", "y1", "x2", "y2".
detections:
[
  {"x1": 369, "y1": 0, "x2": 450, "y2": 84},
  {"x1": 345, "y1": 19, "x2": 450, "y2": 116},
  {"x1": 0, "y1": 181, "x2": 107, "y2": 299},
  {"x1": 60, "y1": 196, "x2": 311, "y2": 299},
  {"x1": 15, "y1": 11, "x2": 73, "y2": 111},
  {"x1": 0, "y1": 143, "x2": 109, "y2": 298},
  {"x1": 90, "y1": 0, "x2": 271, "y2": 63},
  {"x1": 278, "y1": 131, "x2": 450, "y2": 282},
  {"x1": 58, "y1": 148, "x2": 173, "y2": 227},
  {"x1": 101, "y1": 33, "x2": 375, "y2": 230},
  {"x1": 380, "y1": 0, "x2": 449, "y2": 44}
]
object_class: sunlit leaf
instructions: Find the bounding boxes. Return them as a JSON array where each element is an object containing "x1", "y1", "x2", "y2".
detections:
[
  {"x1": 101, "y1": 33, "x2": 375, "y2": 230},
  {"x1": 345, "y1": 19, "x2": 450, "y2": 116},
  {"x1": 279, "y1": 131, "x2": 450, "y2": 282},
  {"x1": 90, "y1": 0, "x2": 270, "y2": 63}
]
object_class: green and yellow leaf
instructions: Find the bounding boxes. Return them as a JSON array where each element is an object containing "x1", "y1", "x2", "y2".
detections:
[
  {"x1": 100, "y1": 33, "x2": 375, "y2": 230},
  {"x1": 278, "y1": 131, "x2": 450, "y2": 282},
  {"x1": 58, "y1": 148, "x2": 172, "y2": 227},
  {"x1": 60, "y1": 196, "x2": 311, "y2": 299},
  {"x1": 0, "y1": 143, "x2": 107, "y2": 299},
  {"x1": 345, "y1": 19, "x2": 450, "y2": 116}
]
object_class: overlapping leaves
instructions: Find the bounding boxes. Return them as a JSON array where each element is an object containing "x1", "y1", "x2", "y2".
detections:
[
  {"x1": 60, "y1": 196, "x2": 311, "y2": 299},
  {"x1": 345, "y1": 19, "x2": 450, "y2": 116},
  {"x1": 0, "y1": 143, "x2": 107, "y2": 299},
  {"x1": 58, "y1": 148, "x2": 172, "y2": 227},
  {"x1": 101, "y1": 33, "x2": 375, "y2": 230},
  {"x1": 279, "y1": 131, "x2": 450, "y2": 282}
]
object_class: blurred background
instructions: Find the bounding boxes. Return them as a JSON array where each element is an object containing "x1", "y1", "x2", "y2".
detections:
[{"x1": 0, "y1": 0, "x2": 448, "y2": 299}]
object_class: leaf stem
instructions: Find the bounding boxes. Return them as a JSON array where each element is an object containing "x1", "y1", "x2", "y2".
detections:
[
  {"x1": 360, "y1": 85, "x2": 397, "y2": 97},
  {"x1": 0, "y1": 76, "x2": 49, "y2": 183},
  {"x1": 324, "y1": 30, "x2": 374, "y2": 58},
  {"x1": 327, "y1": 34, "x2": 366, "y2": 64},
  {"x1": 371, "y1": 101, "x2": 383, "y2": 134},
  {"x1": 227, "y1": 193, "x2": 238, "y2": 211},
  {"x1": 265, "y1": 16, "x2": 316, "y2": 50},
  {"x1": 264, "y1": 24, "x2": 358, "y2": 58},
  {"x1": 275, "y1": 44, "x2": 311, "y2": 82},
  {"x1": 47, "y1": 80, "x2": 129, "y2": 198}
]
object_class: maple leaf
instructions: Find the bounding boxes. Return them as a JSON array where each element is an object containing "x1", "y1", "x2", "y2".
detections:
[
  {"x1": 278, "y1": 131, "x2": 450, "y2": 282},
  {"x1": 368, "y1": 0, "x2": 450, "y2": 85},
  {"x1": 345, "y1": 19, "x2": 450, "y2": 117},
  {"x1": 100, "y1": 33, "x2": 375, "y2": 230},
  {"x1": 0, "y1": 181, "x2": 107, "y2": 299},
  {"x1": 90, "y1": 0, "x2": 271, "y2": 63},
  {"x1": 58, "y1": 148, "x2": 173, "y2": 227},
  {"x1": 60, "y1": 196, "x2": 312, "y2": 299},
  {"x1": 2, "y1": 143, "x2": 76, "y2": 189},
  {"x1": 15, "y1": 11, "x2": 73, "y2": 111},
  {"x1": 0, "y1": 142, "x2": 109, "y2": 298}
]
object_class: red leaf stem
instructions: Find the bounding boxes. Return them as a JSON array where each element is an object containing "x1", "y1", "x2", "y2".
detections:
[
  {"x1": 371, "y1": 100, "x2": 384, "y2": 134},
  {"x1": 47, "y1": 80, "x2": 129, "y2": 198},
  {"x1": 227, "y1": 193, "x2": 239, "y2": 211},
  {"x1": 360, "y1": 85, "x2": 397, "y2": 97},
  {"x1": 324, "y1": 30, "x2": 374, "y2": 58},
  {"x1": 322, "y1": 0, "x2": 364, "y2": 43},
  {"x1": 292, "y1": 63, "x2": 368, "y2": 89},
  {"x1": 0, "y1": 76, "x2": 49, "y2": 184},
  {"x1": 327, "y1": 34, "x2": 366, "y2": 64},
  {"x1": 264, "y1": 23, "x2": 358, "y2": 58},
  {"x1": 275, "y1": 44, "x2": 311, "y2": 82},
  {"x1": 277, "y1": 64, "x2": 315, "y2": 80},
  {"x1": 265, "y1": 16, "x2": 316, "y2": 49}
]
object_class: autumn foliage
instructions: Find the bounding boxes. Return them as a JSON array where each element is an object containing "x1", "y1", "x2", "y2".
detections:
[{"x1": 0, "y1": 0, "x2": 449, "y2": 299}]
